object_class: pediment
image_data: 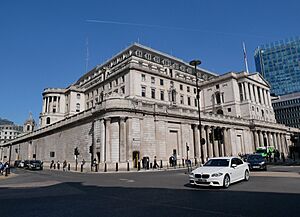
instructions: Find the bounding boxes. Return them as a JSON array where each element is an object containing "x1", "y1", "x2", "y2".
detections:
[{"x1": 248, "y1": 73, "x2": 270, "y2": 87}]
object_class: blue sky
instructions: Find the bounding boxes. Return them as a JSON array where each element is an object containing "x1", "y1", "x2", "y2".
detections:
[{"x1": 1, "y1": 0, "x2": 300, "y2": 125}]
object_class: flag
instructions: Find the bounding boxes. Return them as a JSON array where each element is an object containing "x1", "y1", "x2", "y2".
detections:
[{"x1": 243, "y1": 42, "x2": 249, "y2": 73}]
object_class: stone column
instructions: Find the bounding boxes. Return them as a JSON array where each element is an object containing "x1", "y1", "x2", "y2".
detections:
[
  {"x1": 277, "y1": 133, "x2": 282, "y2": 154},
  {"x1": 259, "y1": 131, "x2": 264, "y2": 147},
  {"x1": 201, "y1": 126, "x2": 207, "y2": 162},
  {"x1": 119, "y1": 117, "x2": 126, "y2": 162},
  {"x1": 244, "y1": 82, "x2": 250, "y2": 101},
  {"x1": 254, "y1": 130, "x2": 259, "y2": 150},
  {"x1": 212, "y1": 127, "x2": 220, "y2": 157},
  {"x1": 193, "y1": 124, "x2": 200, "y2": 161},
  {"x1": 110, "y1": 118, "x2": 120, "y2": 162},
  {"x1": 105, "y1": 118, "x2": 111, "y2": 162},
  {"x1": 220, "y1": 128, "x2": 225, "y2": 157},
  {"x1": 206, "y1": 126, "x2": 213, "y2": 158},
  {"x1": 100, "y1": 119, "x2": 105, "y2": 163},
  {"x1": 224, "y1": 128, "x2": 232, "y2": 156}
]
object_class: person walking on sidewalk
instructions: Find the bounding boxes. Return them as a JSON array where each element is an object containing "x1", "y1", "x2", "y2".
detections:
[
  {"x1": 63, "y1": 160, "x2": 67, "y2": 171},
  {"x1": 153, "y1": 156, "x2": 159, "y2": 169}
]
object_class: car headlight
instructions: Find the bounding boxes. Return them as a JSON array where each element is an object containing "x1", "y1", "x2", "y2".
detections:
[
  {"x1": 259, "y1": 162, "x2": 265, "y2": 165},
  {"x1": 212, "y1": 172, "x2": 223, "y2": 177}
]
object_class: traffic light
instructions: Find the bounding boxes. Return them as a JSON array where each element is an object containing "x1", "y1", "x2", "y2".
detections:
[
  {"x1": 89, "y1": 145, "x2": 93, "y2": 154},
  {"x1": 74, "y1": 147, "x2": 79, "y2": 156}
]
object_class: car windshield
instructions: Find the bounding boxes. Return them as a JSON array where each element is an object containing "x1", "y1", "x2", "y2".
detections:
[
  {"x1": 30, "y1": 160, "x2": 41, "y2": 164},
  {"x1": 248, "y1": 155, "x2": 264, "y2": 161},
  {"x1": 256, "y1": 149, "x2": 266, "y2": 153},
  {"x1": 204, "y1": 159, "x2": 230, "y2": 167}
]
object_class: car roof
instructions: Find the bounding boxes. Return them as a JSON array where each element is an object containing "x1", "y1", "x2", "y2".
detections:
[{"x1": 207, "y1": 157, "x2": 237, "y2": 160}]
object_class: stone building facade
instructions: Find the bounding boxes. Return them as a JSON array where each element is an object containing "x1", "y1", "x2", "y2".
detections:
[{"x1": 1, "y1": 43, "x2": 299, "y2": 169}]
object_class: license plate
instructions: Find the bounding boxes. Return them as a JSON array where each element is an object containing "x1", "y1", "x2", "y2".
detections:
[
  {"x1": 198, "y1": 179, "x2": 207, "y2": 182},
  {"x1": 253, "y1": 166, "x2": 260, "y2": 168}
]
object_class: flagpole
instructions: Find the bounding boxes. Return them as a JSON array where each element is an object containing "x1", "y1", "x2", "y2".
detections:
[{"x1": 243, "y1": 42, "x2": 249, "y2": 73}]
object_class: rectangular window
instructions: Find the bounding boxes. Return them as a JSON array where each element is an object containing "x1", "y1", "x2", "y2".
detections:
[
  {"x1": 141, "y1": 86, "x2": 146, "y2": 97},
  {"x1": 180, "y1": 95, "x2": 184, "y2": 104},
  {"x1": 151, "y1": 77, "x2": 155, "y2": 84},
  {"x1": 50, "y1": 152, "x2": 55, "y2": 158},
  {"x1": 141, "y1": 74, "x2": 146, "y2": 82},
  {"x1": 151, "y1": 88, "x2": 155, "y2": 99},
  {"x1": 187, "y1": 86, "x2": 190, "y2": 92},
  {"x1": 160, "y1": 90, "x2": 164, "y2": 101},
  {"x1": 121, "y1": 86, "x2": 125, "y2": 94},
  {"x1": 238, "y1": 83, "x2": 243, "y2": 101},
  {"x1": 227, "y1": 108, "x2": 231, "y2": 112},
  {"x1": 160, "y1": 79, "x2": 164, "y2": 86},
  {"x1": 187, "y1": 96, "x2": 191, "y2": 106},
  {"x1": 180, "y1": 84, "x2": 183, "y2": 90}
]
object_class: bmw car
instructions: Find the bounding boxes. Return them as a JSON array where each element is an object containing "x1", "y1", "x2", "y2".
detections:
[{"x1": 189, "y1": 157, "x2": 250, "y2": 188}]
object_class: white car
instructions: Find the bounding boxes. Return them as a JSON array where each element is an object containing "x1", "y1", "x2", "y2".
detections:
[{"x1": 189, "y1": 157, "x2": 250, "y2": 188}]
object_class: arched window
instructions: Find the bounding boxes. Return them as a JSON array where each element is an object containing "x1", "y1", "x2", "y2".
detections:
[
  {"x1": 46, "y1": 117, "x2": 51, "y2": 125},
  {"x1": 217, "y1": 109, "x2": 224, "y2": 115}
]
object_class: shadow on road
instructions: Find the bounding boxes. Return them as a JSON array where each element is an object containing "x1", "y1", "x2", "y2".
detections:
[{"x1": 0, "y1": 181, "x2": 299, "y2": 217}]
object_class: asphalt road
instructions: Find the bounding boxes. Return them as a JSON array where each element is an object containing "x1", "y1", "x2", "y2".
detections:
[{"x1": 0, "y1": 166, "x2": 299, "y2": 217}]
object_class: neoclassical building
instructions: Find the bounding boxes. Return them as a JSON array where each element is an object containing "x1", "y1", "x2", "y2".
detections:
[{"x1": 1, "y1": 43, "x2": 299, "y2": 169}]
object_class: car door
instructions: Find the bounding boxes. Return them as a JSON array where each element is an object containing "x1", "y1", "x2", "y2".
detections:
[
  {"x1": 235, "y1": 158, "x2": 245, "y2": 180},
  {"x1": 230, "y1": 158, "x2": 239, "y2": 182}
]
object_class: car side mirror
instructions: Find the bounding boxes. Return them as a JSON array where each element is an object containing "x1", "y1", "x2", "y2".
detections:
[{"x1": 231, "y1": 163, "x2": 237, "y2": 168}]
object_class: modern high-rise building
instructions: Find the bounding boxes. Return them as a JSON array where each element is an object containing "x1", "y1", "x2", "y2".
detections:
[{"x1": 254, "y1": 37, "x2": 300, "y2": 96}]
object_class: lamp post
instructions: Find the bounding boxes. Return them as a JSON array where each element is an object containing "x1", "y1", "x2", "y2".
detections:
[{"x1": 190, "y1": 60, "x2": 205, "y2": 164}]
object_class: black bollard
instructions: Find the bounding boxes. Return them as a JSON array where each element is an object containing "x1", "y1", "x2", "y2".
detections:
[
  {"x1": 5, "y1": 168, "x2": 8, "y2": 176},
  {"x1": 160, "y1": 160, "x2": 163, "y2": 168},
  {"x1": 68, "y1": 163, "x2": 70, "y2": 171},
  {"x1": 150, "y1": 162, "x2": 153, "y2": 169},
  {"x1": 138, "y1": 161, "x2": 141, "y2": 171},
  {"x1": 80, "y1": 164, "x2": 83, "y2": 172},
  {"x1": 95, "y1": 164, "x2": 98, "y2": 172},
  {"x1": 116, "y1": 162, "x2": 118, "y2": 172},
  {"x1": 182, "y1": 159, "x2": 185, "y2": 167},
  {"x1": 57, "y1": 163, "x2": 60, "y2": 170},
  {"x1": 127, "y1": 161, "x2": 130, "y2": 171},
  {"x1": 104, "y1": 163, "x2": 107, "y2": 172}
]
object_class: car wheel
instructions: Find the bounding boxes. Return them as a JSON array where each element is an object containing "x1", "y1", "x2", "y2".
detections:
[
  {"x1": 223, "y1": 174, "x2": 230, "y2": 188},
  {"x1": 244, "y1": 170, "x2": 250, "y2": 181}
]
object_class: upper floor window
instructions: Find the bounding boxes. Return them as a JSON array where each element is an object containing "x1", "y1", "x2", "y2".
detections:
[
  {"x1": 180, "y1": 84, "x2": 183, "y2": 90},
  {"x1": 187, "y1": 86, "x2": 190, "y2": 92},
  {"x1": 141, "y1": 74, "x2": 146, "y2": 82},
  {"x1": 46, "y1": 117, "x2": 51, "y2": 125},
  {"x1": 160, "y1": 90, "x2": 164, "y2": 101},
  {"x1": 187, "y1": 96, "x2": 191, "y2": 106},
  {"x1": 151, "y1": 77, "x2": 155, "y2": 84},
  {"x1": 180, "y1": 95, "x2": 184, "y2": 104},
  {"x1": 141, "y1": 86, "x2": 146, "y2": 97},
  {"x1": 77, "y1": 93, "x2": 81, "y2": 99},
  {"x1": 76, "y1": 103, "x2": 80, "y2": 112},
  {"x1": 160, "y1": 79, "x2": 164, "y2": 86},
  {"x1": 151, "y1": 88, "x2": 155, "y2": 99}
]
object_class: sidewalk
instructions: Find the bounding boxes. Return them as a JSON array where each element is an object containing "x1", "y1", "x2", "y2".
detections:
[{"x1": 267, "y1": 158, "x2": 300, "y2": 166}]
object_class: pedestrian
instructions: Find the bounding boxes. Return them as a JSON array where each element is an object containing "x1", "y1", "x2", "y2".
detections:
[
  {"x1": 281, "y1": 152, "x2": 285, "y2": 162},
  {"x1": 50, "y1": 160, "x2": 54, "y2": 169},
  {"x1": 80, "y1": 159, "x2": 85, "y2": 172},
  {"x1": 63, "y1": 160, "x2": 67, "y2": 171},
  {"x1": 93, "y1": 158, "x2": 98, "y2": 172},
  {"x1": 57, "y1": 160, "x2": 60, "y2": 170},
  {"x1": 153, "y1": 156, "x2": 159, "y2": 169}
]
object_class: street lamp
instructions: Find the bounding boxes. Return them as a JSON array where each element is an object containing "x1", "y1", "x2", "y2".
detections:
[{"x1": 189, "y1": 60, "x2": 205, "y2": 164}]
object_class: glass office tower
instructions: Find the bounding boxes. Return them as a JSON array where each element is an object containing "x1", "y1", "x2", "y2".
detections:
[{"x1": 254, "y1": 37, "x2": 300, "y2": 96}]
